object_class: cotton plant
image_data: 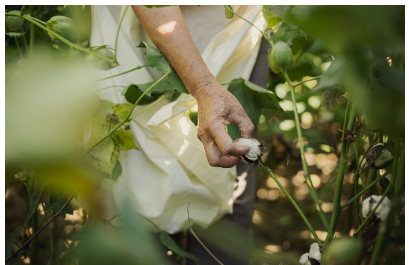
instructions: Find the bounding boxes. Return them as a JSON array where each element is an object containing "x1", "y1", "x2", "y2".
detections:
[{"x1": 299, "y1": 242, "x2": 321, "y2": 265}]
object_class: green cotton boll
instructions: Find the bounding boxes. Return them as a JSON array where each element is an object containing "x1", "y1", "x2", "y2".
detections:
[
  {"x1": 267, "y1": 48, "x2": 281, "y2": 74},
  {"x1": 5, "y1": 11, "x2": 24, "y2": 35},
  {"x1": 85, "y1": 47, "x2": 115, "y2": 71},
  {"x1": 270, "y1": 41, "x2": 293, "y2": 71},
  {"x1": 322, "y1": 238, "x2": 363, "y2": 265},
  {"x1": 46, "y1": 16, "x2": 78, "y2": 43}
]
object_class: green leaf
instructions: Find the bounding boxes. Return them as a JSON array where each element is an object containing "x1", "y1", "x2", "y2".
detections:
[
  {"x1": 6, "y1": 30, "x2": 26, "y2": 37},
  {"x1": 159, "y1": 232, "x2": 200, "y2": 265},
  {"x1": 272, "y1": 23, "x2": 303, "y2": 45},
  {"x1": 270, "y1": 5, "x2": 294, "y2": 22},
  {"x1": 314, "y1": 56, "x2": 346, "y2": 91},
  {"x1": 139, "y1": 41, "x2": 172, "y2": 73},
  {"x1": 262, "y1": 5, "x2": 282, "y2": 28},
  {"x1": 111, "y1": 160, "x2": 122, "y2": 181},
  {"x1": 144, "y1": 5, "x2": 172, "y2": 8},
  {"x1": 226, "y1": 124, "x2": 241, "y2": 141},
  {"x1": 168, "y1": 71, "x2": 189, "y2": 94},
  {"x1": 123, "y1": 81, "x2": 174, "y2": 105},
  {"x1": 112, "y1": 123, "x2": 139, "y2": 150},
  {"x1": 45, "y1": 199, "x2": 74, "y2": 219},
  {"x1": 85, "y1": 133, "x2": 115, "y2": 165},
  {"x1": 85, "y1": 146, "x2": 120, "y2": 178},
  {"x1": 227, "y1": 79, "x2": 281, "y2": 140},
  {"x1": 92, "y1": 104, "x2": 114, "y2": 140},
  {"x1": 6, "y1": 226, "x2": 23, "y2": 265},
  {"x1": 224, "y1": 5, "x2": 234, "y2": 19}
]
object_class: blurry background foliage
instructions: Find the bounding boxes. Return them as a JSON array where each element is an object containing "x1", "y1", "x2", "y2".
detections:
[{"x1": 5, "y1": 5, "x2": 404, "y2": 265}]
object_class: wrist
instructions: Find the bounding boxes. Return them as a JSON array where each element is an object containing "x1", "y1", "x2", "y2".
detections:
[{"x1": 191, "y1": 80, "x2": 223, "y2": 104}]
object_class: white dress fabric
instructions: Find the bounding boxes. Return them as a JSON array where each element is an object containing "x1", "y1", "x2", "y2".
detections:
[{"x1": 86, "y1": 5, "x2": 265, "y2": 234}]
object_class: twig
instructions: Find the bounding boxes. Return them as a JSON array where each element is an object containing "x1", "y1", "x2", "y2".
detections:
[
  {"x1": 95, "y1": 64, "x2": 148, "y2": 82},
  {"x1": 259, "y1": 161, "x2": 322, "y2": 245},
  {"x1": 283, "y1": 70, "x2": 329, "y2": 230},
  {"x1": 113, "y1": 5, "x2": 129, "y2": 64},
  {"x1": 293, "y1": 76, "x2": 322, "y2": 88},
  {"x1": 5, "y1": 192, "x2": 76, "y2": 264},
  {"x1": 187, "y1": 202, "x2": 224, "y2": 265}
]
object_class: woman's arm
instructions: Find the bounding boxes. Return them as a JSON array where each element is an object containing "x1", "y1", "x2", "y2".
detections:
[{"x1": 132, "y1": 5, "x2": 255, "y2": 168}]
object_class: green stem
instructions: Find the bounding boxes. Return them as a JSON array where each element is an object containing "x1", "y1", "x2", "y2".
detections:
[
  {"x1": 324, "y1": 96, "x2": 352, "y2": 247},
  {"x1": 260, "y1": 162, "x2": 322, "y2": 245},
  {"x1": 20, "y1": 5, "x2": 26, "y2": 17},
  {"x1": 293, "y1": 76, "x2": 322, "y2": 88},
  {"x1": 138, "y1": 214, "x2": 162, "y2": 232},
  {"x1": 30, "y1": 211, "x2": 38, "y2": 265},
  {"x1": 14, "y1": 37, "x2": 24, "y2": 59},
  {"x1": 5, "y1": 13, "x2": 113, "y2": 63},
  {"x1": 42, "y1": 202, "x2": 54, "y2": 265},
  {"x1": 113, "y1": 5, "x2": 129, "y2": 64},
  {"x1": 354, "y1": 183, "x2": 393, "y2": 235},
  {"x1": 22, "y1": 34, "x2": 29, "y2": 54},
  {"x1": 33, "y1": 5, "x2": 42, "y2": 18},
  {"x1": 353, "y1": 123, "x2": 362, "y2": 225},
  {"x1": 94, "y1": 85, "x2": 126, "y2": 93},
  {"x1": 29, "y1": 8, "x2": 35, "y2": 59},
  {"x1": 96, "y1": 64, "x2": 148, "y2": 82},
  {"x1": 394, "y1": 141, "x2": 404, "y2": 197},
  {"x1": 86, "y1": 71, "x2": 171, "y2": 153},
  {"x1": 226, "y1": 5, "x2": 273, "y2": 47},
  {"x1": 341, "y1": 170, "x2": 390, "y2": 210},
  {"x1": 283, "y1": 70, "x2": 329, "y2": 230},
  {"x1": 128, "y1": 92, "x2": 175, "y2": 120}
]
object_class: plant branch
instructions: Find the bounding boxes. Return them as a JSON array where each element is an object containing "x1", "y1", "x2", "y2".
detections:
[
  {"x1": 293, "y1": 76, "x2": 322, "y2": 88},
  {"x1": 113, "y1": 5, "x2": 129, "y2": 64},
  {"x1": 341, "y1": 170, "x2": 390, "y2": 210},
  {"x1": 95, "y1": 64, "x2": 148, "y2": 82},
  {"x1": 14, "y1": 37, "x2": 24, "y2": 59},
  {"x1": 283, "y1": 70, "x2": 329, "y2": 230},
  {"x1": 354, "y1": 183, "x2": 392, "y2": 235},
  {"x1": 260, "y1": 162, "x2": 322, "y2": 245},
  {"x1": 187, "y1": 202, "x2": 224, "y2": 265},
  {"x1": 324, "y1": 96, "x2": 353, "y2": 247},
  {"x1": 5, "y1": 192, "x2": 76, "y2": 264},
  {"x1": 5, "y1": 13, "x2": 113, "y2": 63}
]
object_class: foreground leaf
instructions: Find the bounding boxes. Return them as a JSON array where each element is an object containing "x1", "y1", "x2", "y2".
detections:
[
  {"x1": 123, "y1": 81, "x2": 174, "y2": 105},
  {"x1": 85, "y1": 133, "x2": 115, "y2": 165},
  {"x1": 159, "y1": 232, "x2": 200, "y2": 265},
  {"x1": 138, "y1": 41, "x2": 172, "y2": 73},
  {"x1": 112, "y1": 123, "x2": 138, "y2": 150}
]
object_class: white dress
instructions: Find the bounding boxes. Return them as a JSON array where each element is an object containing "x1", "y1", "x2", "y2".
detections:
[{"x1": 83, "y1": 5, "x2": 265, "y2": 234}]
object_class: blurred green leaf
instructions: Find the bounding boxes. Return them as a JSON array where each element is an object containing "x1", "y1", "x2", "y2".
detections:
[
  {"x1": 159, "y1": 232, "x2": 200, "y2": 264},
  {"x1": 6, "y1": 226, "x2": 23, "y2": 265},
  {"x1": 111, "y1": 160, "x2": 122, "y2": 181},
  {"x1": 112, "y1": 123, "x2": 138, "y2": 151},
  {"x1": 270, "y1": 5, "x2": 294, "y2": 22},
  {"x1": 224, "y1": 5, "x2": 234, "y2": 19},
  {"x1": 85, "y1": 133, "x2": 115, "y2": 165},
  {"x1": 262, "y1": 5, "x2": 281, "y2": 28},
  {"x1": 85, "y1": 146, "x2": 119, "y2": 178}
]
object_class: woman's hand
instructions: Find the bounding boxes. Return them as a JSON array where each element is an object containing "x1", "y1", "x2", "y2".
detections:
[{"x1": 195, "y1": 83, "x2": 255, "y2": 168}]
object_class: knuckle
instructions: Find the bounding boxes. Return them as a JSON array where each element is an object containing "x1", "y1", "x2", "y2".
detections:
[{"x1": 208, "y1": 159, "x2": 218, "y2": 167}]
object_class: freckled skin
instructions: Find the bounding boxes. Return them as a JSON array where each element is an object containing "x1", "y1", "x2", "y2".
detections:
[{"x1": 132, "y1": 5, "x2": 255, "y2": 168}]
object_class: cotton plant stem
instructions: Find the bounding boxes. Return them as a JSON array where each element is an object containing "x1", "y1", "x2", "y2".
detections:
[
  {"x1": 225, "y1": 5, "x2": 273, "y2": 47},
  {"x1": 283, "y1": 70, "x2": 329, "y2": 230},
  {"x1": 293, "y1": 76, "x2": 322, "y2": 88},
  {"x1": 6, "y1": 192, "x2": 76, "y2": 264},
  {"x1": 341, "y1": 170, "x2": 390, "y2": 210},
  {"x1": 86, "y1": 71, "x2": 171, "y2": 153},
  {"x1": 14, "y1": 37, "x2": 24, "y2": 59},
  {"x1": 187, "y1": 202, "x2": 224, "y2": 265},
  {"x1": 370, "y1": 201, "x2": 401, "y2": 264},
  {"x1": 41, "y1": 202, "x2": 54, "y2": 265},
  {"x1": 29, "y1": 6, "x2": 35, "y2": 59},
  {"x1": 5, "y1": 13, "x2": 113, "y2": 63},
  {"x1": 324, "y1": 96, "x2": 352, "y2": 248},
  {"x1": 95, "y1": 64, "x2": 148, "y2": 82},
  {"x1": 260, "y1": 162, "x2": 322, "y2": 245},
  {"x1": 113, "y1": 5, "x2": 129, "y2": 64}
]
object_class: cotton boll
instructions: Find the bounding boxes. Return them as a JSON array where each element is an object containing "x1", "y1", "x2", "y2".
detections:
[
  {"x1": 299, "y1": 253, "x2": 311, "y2": 265},
  {"x1": 362, "y1": 195, "x2": 393, "y2": 221},
  {"x1": 236, "y1": 138, "x2": 263, "y2": 162},
  {"x1": 309, "y1": 242, "x2": 321, "y2": 262}
]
